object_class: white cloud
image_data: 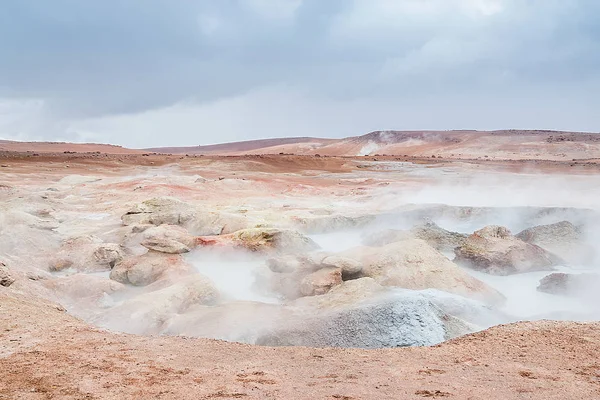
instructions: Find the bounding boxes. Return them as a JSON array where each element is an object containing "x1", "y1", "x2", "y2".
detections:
[
  {"x1": 240, "y1": 0, "x2": 303, "y2": 21},
  {"x1": 462, "y1": 0, "x2": 504, "y2": 16},
  {"x1": 329, "y1": 0, "x2": 505, "y2": 40},
  {"x1": 197, "y1": 13, "x2": 223, "y2": 36},
  {"x1": 1, "y1": 0, "x2": 599, "y2": 146},
  {"x1": 60, "y1": 79, "x2": 600, "y2": 148}
]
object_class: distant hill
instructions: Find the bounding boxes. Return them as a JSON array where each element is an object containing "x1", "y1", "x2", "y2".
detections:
[
  {"x1": 2, "y1": 130, "x2": 600, "y2": 161},
  {"x1": 147, "y1": 130, "x2": 600, "y2": 161}
]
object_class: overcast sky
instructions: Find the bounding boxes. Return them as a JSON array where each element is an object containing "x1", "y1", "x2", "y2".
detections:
[{"x1": 1, "y1": 0, "x2": 599, "y2": 148}]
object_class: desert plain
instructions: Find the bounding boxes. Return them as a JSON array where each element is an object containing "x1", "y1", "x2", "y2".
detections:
[{"x1": 1, "y1": 130, "x2": 600, "y2": 399}]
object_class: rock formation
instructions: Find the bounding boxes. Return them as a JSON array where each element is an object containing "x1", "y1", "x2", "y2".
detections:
[
  {"x1": 454, "y1": 226, "x2": 562, "y2": 275},
  {"x1": 517, "y1": 221, "x2": 595, "y2": 265},
  {"x1": 343, "y1": 239, "x2": 504, "y2": 303},
  {"x1": 140, "y1": 224, "x2": 197, "y2": 254},
  {"x1": 49, "y1": 235, "x2": 126, "y2": 272},
  {"x1": 110, "y1": 252, "x2": 193, "y2": 286},
  {"x1": 537, "y1": 272, "x2": 600, "y2": 298}
]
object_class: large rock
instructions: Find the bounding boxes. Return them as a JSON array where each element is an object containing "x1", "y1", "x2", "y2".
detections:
[
  {"x1": 0, "y1": 263, "x2": 15, "y2": 287},
  {"x1": 516, "y1": 221, "x2": 595, "y2": 265},
  {"x1": 122, "y1": 197, "x2": 196, "y2": 226},
  {"x1": 410, "y1": 221, "x2": 468, "y2": 252},
  {"x1": 49, "y1": 236, "x2": 126, "y2": 272},
  {"x1": 299, "y1": 267, "x2": 342, "y2": 296},
  {"x1": 199, "y1": 228, "x2": 319, "y2": 254},
  {"x1": 320, "y1": 255, "x2": 362, "y2": 278},
  {"x1": 186, "y1": 211, "x2": 255, "y2": 236},
  {"x1": 94, "y1": 274, "x2": 219, "y2": 334},
  {"x1": 454, "y1": 226, "x2": 562, "y2": 275},
  {"x1": 266, "y1": 255, "x2": 305, "y2": 273},
  {"x1": 266, "y1": 253, "x2": 327, "y2": 274},
  {"x1": 292, "y1": 214, "x2": 375, "y2": 234},
  {"x1": 257, "y1": 253, "x2": 332, "y2": 300},
  {"x1": 140, "y1": 225, "x2": 196, "y2": 254},
  {"x1": 365, "y1": 222, "x2": 468, "y2": 252},
  {"x1": 537, "y1": 273, "x2": 600, "y2": 298},
  {"x1": 110, "y1": 252, "x2": 192, "y2": 286},
  {"x1": 257, "y1": 292, "x2": 472, "y2": 348},
  {"x1": 292, "y1": 278, "x2": 386, "y2": 309},
  {"x1": 342, "y1": 239, "x2": 504, "y2": 304}
]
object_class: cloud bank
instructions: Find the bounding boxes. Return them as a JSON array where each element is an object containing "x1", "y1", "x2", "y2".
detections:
[{"x1": 1, "y1": 0, "x2": 599, "y2": 147}]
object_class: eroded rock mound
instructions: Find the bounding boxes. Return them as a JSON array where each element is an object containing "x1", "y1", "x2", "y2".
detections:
[
  {"x1": 292, "y1": 214, "x2": 375, "y2": 234},
  {"x1": 199, "y1": 228, "x2": 319, "y2": 254},
  {"x1": 320, "y1": 255, "x2": 362, "y2": 278},
  {"x1": 49, "y1": 236, "x2": 126, "y2": 272},
  {"x1": 122, "y1": 197, "x2": 195, "y2": 226},
  {"x1": 516, "y1": 221, "x2": 595, "y2": 265},
  {"x1": 258, "y1": 253, "x2": 330, "y2": 299},
  {"x1": 410, "y1": 221, "x2": 468, "y2": 252},
  {"x1": 343, "y1": 239, "x2": 504, "y2": 304},
  {"x1": 454, "y1": 225, "x2": 562, "y2": 275},
  {"x1": 365, "y1": 222, "x2": 467, "y2": 252},
  {"x1": 257, "y1": 292, "x2": 472, "y2": 348},
  {"x1": 140, "y1": 225, "x2": 196, "y2": 254},
  {"x1": 110, "y1": 252, "x2": 192, "y2": 286},
  {"x1": 0, "y1": 262, "x2": 15, "y2": 287},
  {"x1": 186, "y1": 211, "x2": 255, "y2": 236},
  {"x1": 299, "y1": 267, "x2": 343, "y2": 296},
  {"x1": 292, "y1": 277, "x2": 386, "y2": 309},
  {"x1": 537, "y1": 273, "x2": 600, "y2": 298}
]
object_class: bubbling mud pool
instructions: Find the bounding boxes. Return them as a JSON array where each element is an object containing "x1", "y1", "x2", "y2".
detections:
[
  {"x1": 51, "y1": 203, "x2": 599, "y2": 349},
  {"x1": 5, "y1": 164, "x2": 600, "y2": 349}
]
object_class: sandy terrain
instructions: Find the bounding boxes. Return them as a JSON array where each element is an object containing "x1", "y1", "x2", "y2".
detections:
[
  {"x1": 2, "y1": 292, "x2": 599, "y2": 400},
  {"x1": 1, "y1": 136, "x2": 600, "y2": 399}
]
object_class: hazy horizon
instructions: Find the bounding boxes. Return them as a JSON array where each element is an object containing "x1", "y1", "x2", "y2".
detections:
[{"x1": 2, "y1": 1, "x2": 599, "y2": 148}]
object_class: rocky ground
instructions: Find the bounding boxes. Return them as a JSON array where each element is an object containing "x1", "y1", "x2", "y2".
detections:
[
  {"x1": 1, "y1": 148, "x2": 600, "y2": 399},
  {"x1": 2, "y1": 291, "x2": 600, "y2": 399}
]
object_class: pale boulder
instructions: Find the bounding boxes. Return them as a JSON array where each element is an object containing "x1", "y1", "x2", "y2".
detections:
[
  {"x1": 292, "y1": 277, "x2": 386, "y2": 309},
  {"x1": 0, "y1": 262, "x2": 15, "y2": 287},
  {"x1": 140, "y1": 225, "x2": 196, "y2": 254},
  {"x1": 121, "y1": 197, "x2": 195, "y2": 226},
  {"x1": 199, "y1": 228, "x2": 319, "y2": 254},
  {"x1": 110, "y1": 252, "x2": 192, "y2": 286},
  {"x1": 343, "y1": 239, "x2": 504, "y2": 304},
  {"x1": 299, "y1": 267, "x2": 343, "y2": 296},
  {"x1": 257, "y1": 292, "x2": 472, "y2": 348},
  {"x1": 49, "y1": 236, "x2": 126, "y2": 272},
  {"x1": 320, "y1": 255, "x2": 362, "y2": 277},
  {"x1": 410, "y1": 221, "x2": 468, "y2": 252},
  {"x1": 517, "y1": 221, "x2": 595, "y2": 265},
  {"x1": 455, "y1": 225, "x2": 562, "y2": 275},
  {"x1": 537, "y1": 272, "x2": 600, "y2": 298}
]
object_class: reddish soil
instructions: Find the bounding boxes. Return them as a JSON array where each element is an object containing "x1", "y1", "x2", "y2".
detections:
[
  {"x1": 1, "y1": 292, "x2": 599, "y2": 400},
  {"x1": 1, "y1": 135, "x2": 600, "y2": 399}
]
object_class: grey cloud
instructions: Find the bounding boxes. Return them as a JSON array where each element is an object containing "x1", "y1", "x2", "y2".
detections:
[{"x1": 0, "y1": 0, "x2": 599, "y2": 146}]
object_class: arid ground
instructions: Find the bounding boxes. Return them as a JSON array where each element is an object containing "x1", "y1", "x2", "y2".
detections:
[{"x1": 1, "y1": 131, "x2": 600, "y2": 399}]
